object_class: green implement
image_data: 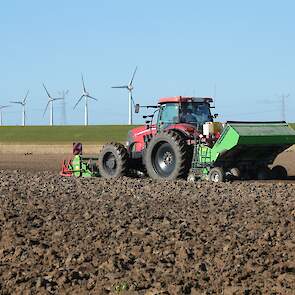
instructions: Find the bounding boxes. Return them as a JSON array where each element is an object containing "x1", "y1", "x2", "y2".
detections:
[
  {"x1": 61, "y1": 155, "x2": 100, "y2": 177},
  {"x1": 191, "y1": 121, "x2": 295, "y2": 181},
  {"x1": 72, "y1": 155, "x2": 100, "y2": 177}
]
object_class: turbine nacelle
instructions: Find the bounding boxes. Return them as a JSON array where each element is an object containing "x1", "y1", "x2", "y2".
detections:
[
  {"x1": 10, "y1": 90, "x2": 29, "y2": 106},
  {"x1": 127, "y1": 85, "x2": 134, "y2": 91}
]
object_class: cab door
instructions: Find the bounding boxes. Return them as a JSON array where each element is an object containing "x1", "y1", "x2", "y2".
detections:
[{"x1": 157, "y1": 103, "x2": 179, "y2": 131}]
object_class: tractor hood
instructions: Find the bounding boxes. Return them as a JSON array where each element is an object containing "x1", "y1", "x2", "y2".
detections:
[
  {"x1": 130, "y1": 123, "x2": 199, "y2": 138},
  {"x1": 129, "y1": 125, "x2": 157, "y2": 137}
]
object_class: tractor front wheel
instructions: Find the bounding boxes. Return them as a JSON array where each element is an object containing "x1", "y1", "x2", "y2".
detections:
[{"x1": 98, "y1": 143, "x2": 129, "y2": 178}]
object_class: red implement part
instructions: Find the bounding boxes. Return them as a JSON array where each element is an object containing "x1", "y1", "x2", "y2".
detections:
[{"x1": 60, "y1": 159, "x2": 73, "y2": 177}]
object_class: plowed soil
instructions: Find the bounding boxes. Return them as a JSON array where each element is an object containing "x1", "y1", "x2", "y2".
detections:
[{"x1": 0, "y1": 151, "x2": 295, "y2": 294}]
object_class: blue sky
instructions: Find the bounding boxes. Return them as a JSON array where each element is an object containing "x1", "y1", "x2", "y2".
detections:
[{"x1": 0, "y1": 0, "x2": 294, "y2": 125}]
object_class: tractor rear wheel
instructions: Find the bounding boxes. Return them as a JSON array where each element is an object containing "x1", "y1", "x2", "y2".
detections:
[
  {"x1": 144, "y1": 130, "x2": 191, "y2": 180},
  {"x1": 98, "y1": 143, "x2": 129, "y2": 178}
]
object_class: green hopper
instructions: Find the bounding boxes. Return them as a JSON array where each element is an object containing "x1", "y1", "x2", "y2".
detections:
[{"x1": 190, "y1": 121, "x2": 295, "y2": 181}]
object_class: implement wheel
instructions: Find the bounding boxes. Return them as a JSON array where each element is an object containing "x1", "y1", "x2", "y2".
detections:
[
  {"x1": 271, "y1": 165, "x2": 288, "y2": 180},
  {"x1": 145, "y1": 130, "x2": 191, "y2": 180},
  {"x1": 98, "y1": 143, "x2": 128, "y2": 178},
  {"x1": 209, "y1": 167, "x2": 225, "y2": 182}
]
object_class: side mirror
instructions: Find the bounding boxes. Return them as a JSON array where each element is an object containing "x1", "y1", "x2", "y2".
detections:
[
  {"x1": 214, "y1": 113, "x2": 218, "y2": 118},
  {"x1": 135, "y1": 104, "x2": 140, "y2": 113}
]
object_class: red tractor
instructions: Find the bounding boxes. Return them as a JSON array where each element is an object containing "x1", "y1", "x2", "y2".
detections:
[{"x1": 98, "y1": 96, "x2": 216, "y2": 180}]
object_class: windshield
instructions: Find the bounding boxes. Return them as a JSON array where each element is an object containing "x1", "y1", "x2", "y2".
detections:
[{"x1": 180, "y1": 102, "x2": 212, "y2": 125}]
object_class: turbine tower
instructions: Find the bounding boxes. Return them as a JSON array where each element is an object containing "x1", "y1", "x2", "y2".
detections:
[
  {"x1": 112, "y1": 66, "x2": 137, "y2": 125},
  {"x1": 59, "y1": 89, "x2": 69, "y2": 125},
  {"x1": 279, "y1": 94, "x2": 290, "y2": 121},
  {"x1": 43, "y1": 84, "x2": 63, "y2": 126},
  {"x1": 74, "y1": 74, "x2": 97, "y2": 126},
  {"x1": 10, "y1": 90, "x2": 29, "y2": 126},
  {"x1": 0, "y1": 105, "x2": 10, "y2": 126}
]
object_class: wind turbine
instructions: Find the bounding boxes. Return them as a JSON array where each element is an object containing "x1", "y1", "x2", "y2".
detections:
[
  {"x1": 10, "y1": 90, "x2": 29, "y2": 126},
  {"x1": 112, "y1": 66, "x2": 137, "y2": 125},
  {"x1": 74, "y1": 74, "x2": 97, "y2": 126},
  {"x1": 0, "y1": 105, "x2": 10, "y2": 126},
  {"x1": 43, "y1": 84, "x2": 63, "y2": 126}
]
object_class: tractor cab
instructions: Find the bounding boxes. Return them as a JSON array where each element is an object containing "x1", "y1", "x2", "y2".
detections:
[{"x1": 157, "y1": 96, "x2": 213, "y2": 131}]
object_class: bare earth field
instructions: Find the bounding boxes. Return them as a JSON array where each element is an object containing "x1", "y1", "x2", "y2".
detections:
[{"x1": 0, "y1": 149, "x2": 295, "y2": 294}]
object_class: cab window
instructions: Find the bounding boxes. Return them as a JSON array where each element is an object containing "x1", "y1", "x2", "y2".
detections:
[{"x1": 157, "y1": 103, "x2": 179, "y2": 128}]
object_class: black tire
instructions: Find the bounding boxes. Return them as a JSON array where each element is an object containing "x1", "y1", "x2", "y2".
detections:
[
  {"x1": 271, "y1": 165, "x2": 288, "y2": 180},
  {"x1": 144, "y1": 130, "x2": 191, "y2": 180},
  {"x1": 98, "y1": 143, "x2": 128, "y2": 178},
  {"x1": 208, "y1": 167, "x2": 225, "y2": 182}
]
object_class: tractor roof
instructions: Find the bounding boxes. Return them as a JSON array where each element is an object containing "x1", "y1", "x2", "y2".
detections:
[{"x1": 158, "y1": 96, "x2": 213, "y2": 104}]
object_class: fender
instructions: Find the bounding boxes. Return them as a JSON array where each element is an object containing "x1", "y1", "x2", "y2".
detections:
[{"x1": 166, "y1": 123, "x2": 200, "y2": 139}]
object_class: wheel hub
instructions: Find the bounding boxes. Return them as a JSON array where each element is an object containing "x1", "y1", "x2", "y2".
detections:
[
  {"x1": 212, "y1": 172, "x2": 220, "y2": 182},
  {"x1": 153, "y1": 143, "x2": 176, "y2": 177},
  {"x1": 106, "y1": 158, "x2": 116, "y2": 169},
  {"x1": 163, "y1": 151, "x2": 173, "y2": 165}
]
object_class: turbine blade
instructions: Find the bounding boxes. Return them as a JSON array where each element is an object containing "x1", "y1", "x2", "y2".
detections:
[
  {"x1": 23, "y1": 90, "x2": 29, "y2": 103},
  {"x1": 43, "y1": 101, "x2": 50, "y2": 117},
  {"x1": 111, "y1": 85, "x2": 128, "y2": 89},
  {"x1": 130, "y1": 93, "x2": 136, "y2": 107},
  {"x1": 81, "y1": 73, "x2": 86, "y2": 93},
  {"x1": 10, "y1": 101, "x2": 22, "y2": 104},
  {"x1": 87, "y1": 95, "x2": 98, "y2": 101},
  {"x1": 73, "y1": 95, "x2": 84, "y2": 109},
  {"x1": 129, "y1": 66, "x2": 138, "y2": 86},
  {"x1": 43, "y1": 83, "x2": 51, "y2": 98}
]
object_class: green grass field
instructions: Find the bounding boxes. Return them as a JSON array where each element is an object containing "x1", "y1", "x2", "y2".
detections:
[
  {"x1": 0, "y1": 124, "x2": 294, "y2": 144},
  {"x1": 0, "y1": 125, "x2": 138, "y2": 144}
]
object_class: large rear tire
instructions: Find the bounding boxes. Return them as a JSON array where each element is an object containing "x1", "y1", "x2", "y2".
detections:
[
  {"x1": 144, "y1": 130, "x2": 191, "y2": 180},
  {"x1": 98, "y1": 143, "x2": 128, "y2": 178}
]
